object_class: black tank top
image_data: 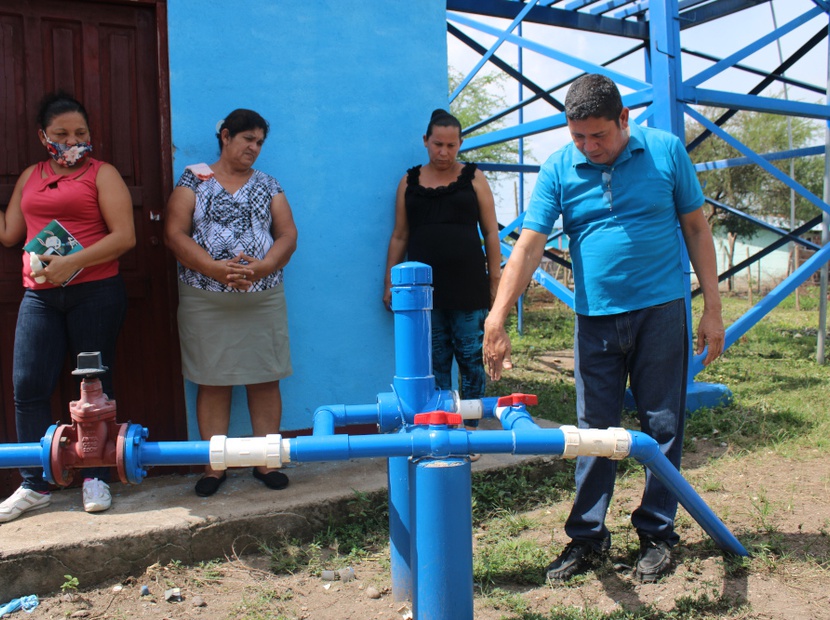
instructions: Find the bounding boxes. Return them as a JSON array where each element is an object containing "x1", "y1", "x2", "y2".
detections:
[{"x1": 405, "y1": 162, "x2": 489, "y2": 311}]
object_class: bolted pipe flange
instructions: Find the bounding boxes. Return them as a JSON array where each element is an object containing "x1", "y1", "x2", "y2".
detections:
[{"x1": 122, "y1": 424, "x2": 149, "y2": 484}]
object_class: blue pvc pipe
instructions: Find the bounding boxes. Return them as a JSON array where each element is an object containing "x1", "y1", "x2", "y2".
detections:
[
  {"x1": 388, "y1": 453, "x2": 412, "y2": 602},
  {"x1": 377, "y1": 391, "x2": 404, "y2": 433},
  {"x1": 411, "y1": 456, "x2": 473, "y2": 620},
  {"x1": 391, "y1": 262, "x2": 436, "y2": 419},
  {"x1": 479, "y1": 396, "x2": 500, "y2": 418},
  {"x1": 628, "y1": 431, "x2": 747, "y2": 556},
  {"x1": 0, "y1": 420, "x2": 747, "y2": 559},
  {"x1": 497, "y1": 403, "x2": 542, "y2": 431},
  {"x1": 313, "y1": 403, "x2": 383, "y2": 436},
  {"x1": 313, "y1": 409, "x2": 335, "y2": 436},
  {"x1": 0, "y1": 443, "x2": 42, "y2": 469},
  {"x1": 344, "y1": 403, "x2": 382, "y2": 425},
  {"x1": 139, "y1": 441, "x2": 211, "y2": 466},
  {"x1": 388, "y1": 261, "x2": 433, "y2": 604}
]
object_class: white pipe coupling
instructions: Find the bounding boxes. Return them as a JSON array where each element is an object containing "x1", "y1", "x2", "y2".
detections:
[
  {"x1": 559, "y1": 425, "x2": 630, "y2": 460},
  {"x1": 457, "y1": 398, "x2": 483, "y2": 421},
  {"x1": 208, "y1": 434, "x2": 283, "y2": 470}
]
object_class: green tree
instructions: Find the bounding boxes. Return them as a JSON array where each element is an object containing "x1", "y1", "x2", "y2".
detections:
[{"x1": 449, "y1": 68, "x2": 531, "y2": 180}]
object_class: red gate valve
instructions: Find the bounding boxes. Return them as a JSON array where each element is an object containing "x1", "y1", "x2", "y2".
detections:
[
  {"x1": 496, "y1": 393, "x2": 538, "y2": 408},
  {"x1": 50, "y1": 352, "x2": 128, "y2": 486},
  {"x1": 413, "y1": 411, "x2": 463, "y2": 427}
]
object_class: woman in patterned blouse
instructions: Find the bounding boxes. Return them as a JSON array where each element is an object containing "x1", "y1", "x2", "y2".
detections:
[{"x1": 164, "y1": 109, "x2": 298, "y2": 497}]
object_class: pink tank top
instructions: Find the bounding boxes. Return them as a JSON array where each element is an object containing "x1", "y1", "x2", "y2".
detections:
[{"x1": 20, "y1": 158, "x2": 120, "y2": 289}]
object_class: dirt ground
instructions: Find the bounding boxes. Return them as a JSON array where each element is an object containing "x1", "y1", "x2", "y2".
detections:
[{"x1": 22, "y1": 440, "x2": 829, "y2": 620}]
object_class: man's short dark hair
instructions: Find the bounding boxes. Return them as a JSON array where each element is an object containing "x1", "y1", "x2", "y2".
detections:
[{"x1": 564, "y1": 74, "x2": 623, "y2": 124}]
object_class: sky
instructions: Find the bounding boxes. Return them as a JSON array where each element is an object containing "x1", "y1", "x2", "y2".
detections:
[{"x1": 446, "y1": 0, "x2": 829, "y2": 224}]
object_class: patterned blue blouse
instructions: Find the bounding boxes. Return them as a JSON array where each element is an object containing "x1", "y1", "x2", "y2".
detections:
[{"x1": 176, "y1": 166, "x2": 285, "y2": 293}]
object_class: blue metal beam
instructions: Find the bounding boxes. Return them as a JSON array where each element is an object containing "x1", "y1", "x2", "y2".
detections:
[
  {"x1": 648, "y1": 0, "x2": 685, "y2": 136},
  {"x1": 460, "y1": 42, "x2": 644, "y2": 136},
  {"x1": 685, "y1": 26, "x2": 828, "y2": 153},
  {"x1": 448, "y1": 12, "x2": 651, "y2": 91},
  {"x1": 477, "y1": 163, "x2": 542, "y2": 173},
  {"x1": 681, "y1": 46, "x2": 827, "y2": 96},
  {"x1": 683, "y1": 88, "x2": 830, "y2": 120},
  {"x1": 692, "y1": 214, "x2": 823, "y2": 298},
  {"x1": 685, "y1": 105, "x2": 830, "y2": 215},
  {"x1": 446, "y1": 0, "x2": 649, "y2": 38},
  {"x1": 677, "y1": 0, "x2": 773, "y2": 29},
  {"x1": 591, "y1": 0, "x2": 642, "y2": 16},
  {"x1": 450, "y1": 0, "x2": 541, "y2": 103},
  {"x1": 461, "y1": 89, "x2": 653, "y2": 150},
  {"x1": 694, "y1": 145, "x2": 825, "y2": 172},
  {"x1": 706, "y1": 199, "x2": 822, "y2": 252},
  {"x1": 447, "y1": 23, "x2": 564, "y2": 112},
  {"x1": 685, "y1": 6, "x2": 823, "y2": 87},
  {"x1": 690, "y1": 242, "x2": 830, "y2": 375}
]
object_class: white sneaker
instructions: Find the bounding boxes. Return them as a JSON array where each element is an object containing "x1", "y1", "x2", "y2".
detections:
[
  {"x1": 0, "y1": 486, "x2": 51, "y2": 523},
  {"x1": 82, "y1": 478, "x2": 112, "y2": 513}
]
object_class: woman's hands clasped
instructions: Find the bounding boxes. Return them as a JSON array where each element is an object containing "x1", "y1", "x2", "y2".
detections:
[{"x1": 216, "y1": 252, "x2": 269, "y2": 290}]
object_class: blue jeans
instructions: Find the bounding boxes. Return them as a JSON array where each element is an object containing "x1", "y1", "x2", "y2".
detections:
[
  {"x1": 566, "y1": 298, "x2": 688, "y2": 547},
  {"x1": 13, "y1": 276, "x2": 127, "y2": 491},
  {"x1": 432, "y1": 308, "x2": 487, "y2": 412}
]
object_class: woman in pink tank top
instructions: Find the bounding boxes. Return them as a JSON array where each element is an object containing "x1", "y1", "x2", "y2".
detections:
[{"x1": 0, "y1": 92, "x2": 135, "y2": 523}]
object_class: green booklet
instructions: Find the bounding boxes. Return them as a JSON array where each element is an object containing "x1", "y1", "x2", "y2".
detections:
[{"x1": 23, "y1": 219, "x2": 84, "y2": 285}]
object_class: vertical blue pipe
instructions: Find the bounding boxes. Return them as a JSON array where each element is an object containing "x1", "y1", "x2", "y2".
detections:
[
  {"x1": 517, "y1": 21, "x2": 525, "y2": 336},
  {"x1": 388, "y1": 453, "x2": 412, "y2": 601},
  {"x1": 312, "y1": 408, "x2": 336, "y2": 435},
  {"x1": 411, "y1": 456, "x2": 473, "y2": 620},
  {"x1": 389, "y1": 262, "x2": 435, "y2": 603},
  {"x1": 390, "y1": 262, "x2": 435, "y2": 417}
]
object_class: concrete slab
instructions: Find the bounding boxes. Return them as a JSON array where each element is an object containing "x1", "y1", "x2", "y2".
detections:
[{"x1": 0, "y1": 419, "x2": 563, "y2": 600}]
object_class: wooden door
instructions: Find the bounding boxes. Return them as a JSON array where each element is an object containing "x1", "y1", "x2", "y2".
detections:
[{"x1": 0, "y1": 0, "x2": 185, "y2": 495}]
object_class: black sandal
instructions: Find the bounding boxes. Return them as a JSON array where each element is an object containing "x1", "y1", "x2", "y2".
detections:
[
  {"x1": 194, "y1": 472, "x2": 227, "y2": 497},
  {"x1": 252, "y1": 467, "x2": 289, "y2": 490}
]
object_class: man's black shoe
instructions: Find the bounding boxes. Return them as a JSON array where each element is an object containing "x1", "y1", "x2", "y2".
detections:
[
  {"x1": 545, "y1": 540, "x2": 608, "y2": 582},
  {"x1": 635, "y1": 535, "x2": 672, "y2": 583}
]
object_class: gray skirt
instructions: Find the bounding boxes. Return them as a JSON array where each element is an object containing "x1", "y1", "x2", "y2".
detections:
[{"x1": 177, "y1": 281, "x2": 292, "y2": 386}]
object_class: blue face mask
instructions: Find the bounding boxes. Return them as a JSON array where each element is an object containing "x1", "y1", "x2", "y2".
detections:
[{"x1": 44, "y1": 136, "x2": 93, "y2": 167}]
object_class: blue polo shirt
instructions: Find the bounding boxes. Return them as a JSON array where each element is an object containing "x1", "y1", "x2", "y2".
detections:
[{"x1": 524, "y1": 123, "x2": 704, "y2": 316}]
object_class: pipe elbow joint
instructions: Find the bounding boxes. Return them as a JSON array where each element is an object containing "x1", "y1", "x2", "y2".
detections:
[
  {"x1": 313, "y1": 405, "x2": 346, "y2": 435},
  {"x1": 626, "y1": 430, "x2": 661, "y2": 464}
]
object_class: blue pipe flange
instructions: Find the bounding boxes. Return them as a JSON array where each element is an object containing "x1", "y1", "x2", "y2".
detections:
[
  {"x1": 41, "y1": 424, "x2": 59, "y2": 485},
  {"x1": 123, "y1": 424, "x2": 150, "y2": 484}
]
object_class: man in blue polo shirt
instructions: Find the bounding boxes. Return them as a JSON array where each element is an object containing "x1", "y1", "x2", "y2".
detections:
[{"x1": 484, "y1": 74, "x2": 724, "y2": 583}]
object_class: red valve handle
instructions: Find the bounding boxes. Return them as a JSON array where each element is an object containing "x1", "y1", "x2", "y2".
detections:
[
  {"x1": 496, "y1": 393, "x2": 538, "y2": 407},
  {"x1": 413, "y1": 411, "x2": 463, "y2": 426}
]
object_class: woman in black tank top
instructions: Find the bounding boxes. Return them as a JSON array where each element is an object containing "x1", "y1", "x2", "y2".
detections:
[{"x1": 383, "y1": 109, "x2": 501, "y2": 417}]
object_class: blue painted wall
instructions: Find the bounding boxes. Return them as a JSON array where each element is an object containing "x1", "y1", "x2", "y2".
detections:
[{"x1": 167, "y1": 1, "x2": 448, "y2": 437}]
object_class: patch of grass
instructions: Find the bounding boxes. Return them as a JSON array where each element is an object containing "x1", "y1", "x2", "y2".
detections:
[
  {"x1": 474, "y1": 510, "x2": 550, "y2": 587},
  {"x1": 260, "y1": 488, "x2": 391, "y2": 575},
  {"x1": 230, "y1": 587, "x2": 294, "y2": 620},
  {"x1": 472, "y1": 464, "x2": 574, "y2": 523},
  {"x1": 496, "y1": 589, "x2": 747, "y2": 619},
  {"x1": 315, "y1": 488, "x2": 390, "y2": 556},
  {"x1": 478, "y1": 586, "x2": 532, "y2": 615}
]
